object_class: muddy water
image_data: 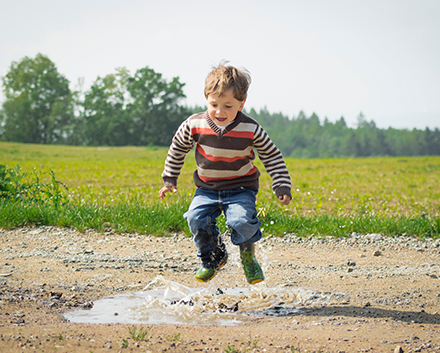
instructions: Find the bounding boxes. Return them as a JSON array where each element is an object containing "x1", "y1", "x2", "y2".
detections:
[{"x1": 64, "y1": 276, "x2": 349, "y2": 326}]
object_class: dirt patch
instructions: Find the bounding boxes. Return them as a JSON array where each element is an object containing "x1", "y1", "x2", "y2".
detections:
[{"x1": 1, "y1": 226, "x2": 440, "y2": 352}]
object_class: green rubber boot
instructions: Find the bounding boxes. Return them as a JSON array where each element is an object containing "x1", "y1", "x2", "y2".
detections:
[
  {"x1": 239, "y1": 243, "x2": 264, "y2": 284},
  {"x1": 195, "y1": 249, "x2": 228, "y2": 282},
  {"x1": 195, "y1": 266, "x2": 216, "y2": 282}
]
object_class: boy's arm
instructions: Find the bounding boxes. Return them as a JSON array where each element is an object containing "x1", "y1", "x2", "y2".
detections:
[
  {"x1": 253, "y1": 125, "x2": 292, "y2": 202},
  {"x1": 160, "y1": 119, "x2": 194, "y2": 197}
]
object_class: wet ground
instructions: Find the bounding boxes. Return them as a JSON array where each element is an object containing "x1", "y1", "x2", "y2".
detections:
[{"x1": 1, "y1": 226, "x2": 440, "y2": 352}]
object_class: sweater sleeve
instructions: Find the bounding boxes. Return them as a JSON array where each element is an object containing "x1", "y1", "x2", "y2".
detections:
[
  {"x1": 161, "y1": 118, "x2": 194, "y2": 187},
  {"x1": 253, "y1": 124, "x2": 292, "y2": 198}
]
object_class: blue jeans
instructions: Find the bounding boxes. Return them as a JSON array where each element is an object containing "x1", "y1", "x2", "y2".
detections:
[{"x1": 184, "y1": 187, "x2": 262, "y2": 261}]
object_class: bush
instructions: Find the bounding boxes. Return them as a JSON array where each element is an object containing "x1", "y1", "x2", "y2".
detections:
[{"x1": 0, "y1": 164, "x2": 68, "y2": 207}]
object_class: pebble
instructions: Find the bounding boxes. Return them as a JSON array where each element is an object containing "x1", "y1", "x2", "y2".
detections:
[{"x1": 365, "y1": 234, "x2": 383, "y2": 242}]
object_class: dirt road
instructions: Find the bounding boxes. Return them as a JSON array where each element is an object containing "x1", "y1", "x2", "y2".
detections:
[{"x1": 1, "y1": 226, "x2": 439, "y2": 352}]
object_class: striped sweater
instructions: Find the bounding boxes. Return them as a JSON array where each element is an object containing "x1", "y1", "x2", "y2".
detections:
[{"x1": 162, "y1": 111, "x2": 292, "y2": 198}]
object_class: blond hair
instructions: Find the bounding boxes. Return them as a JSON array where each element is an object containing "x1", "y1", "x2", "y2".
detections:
[{"x1": 204, "y1": 60, "x2": 251, "y2": 102}]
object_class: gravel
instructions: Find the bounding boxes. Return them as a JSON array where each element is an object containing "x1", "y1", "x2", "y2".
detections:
[{"x1": 1, "y1": 226, "x2": 440, "y2": 352}]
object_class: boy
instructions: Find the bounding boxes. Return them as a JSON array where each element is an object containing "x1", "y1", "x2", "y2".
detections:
[{"x1": 159, "y1": 61, "x2": 292, "y2": 284}]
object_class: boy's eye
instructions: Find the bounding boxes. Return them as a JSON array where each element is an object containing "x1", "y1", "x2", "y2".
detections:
[{"x1": 225, "y1": 106, "x2": 232, "y2": 109}]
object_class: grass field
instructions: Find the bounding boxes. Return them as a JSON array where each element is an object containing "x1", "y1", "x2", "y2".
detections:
[{"x1": 1, "y1": 141, "x2": 439, "y2": 238}]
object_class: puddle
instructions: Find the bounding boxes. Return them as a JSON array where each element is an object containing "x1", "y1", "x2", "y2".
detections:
[{"x1": 65, "y1": 276, "x2": 349, "y2": 326}]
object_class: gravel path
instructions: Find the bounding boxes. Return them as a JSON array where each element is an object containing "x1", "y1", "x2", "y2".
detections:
[{"x1": 1, "y1": 226, "x2": 440, "y2": 352}]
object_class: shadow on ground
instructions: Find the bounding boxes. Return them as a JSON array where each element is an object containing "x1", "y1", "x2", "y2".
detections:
[{"x1": 258, "y1": 305, "x2": 440, "y2": 325}]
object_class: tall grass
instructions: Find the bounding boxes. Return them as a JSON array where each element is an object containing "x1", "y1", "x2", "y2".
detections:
[
  {"x1": 0, "y1": 165, "x2": 190, "y2": 235},
  {"x1": 1, "y1": 198, "x2": 438, "y2": 238},
  {"x1": 0, "y1": 142, "x2": 439, "y2": 238}
]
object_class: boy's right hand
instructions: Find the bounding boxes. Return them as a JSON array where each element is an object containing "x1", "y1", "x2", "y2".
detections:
[
  {"x1": 159, "y1": 185, "x2": 178, "y2": 199},
  {"x1": 278, "y1": 194, "x2": 292, "y2": 206}
]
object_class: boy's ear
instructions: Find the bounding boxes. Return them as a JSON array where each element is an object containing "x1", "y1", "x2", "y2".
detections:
[{"x1": 239, "y1": 100, "x2": 246, "y2": 111}]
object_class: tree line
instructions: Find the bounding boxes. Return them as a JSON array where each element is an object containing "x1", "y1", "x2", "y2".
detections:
[
  {"x1": 1, "y1": 53, "x2": 439, "y2": 158},
  {"x1": 0, "y1": 53, "x2": 188, "y2": 147},
  {"x1": 244, "y1": 108, "x2": 440, "y2": 158}
]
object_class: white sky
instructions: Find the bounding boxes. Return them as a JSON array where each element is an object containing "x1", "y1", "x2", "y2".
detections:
[{"x1": 1, "y1": 0, "x2": 439, "y2": 129}]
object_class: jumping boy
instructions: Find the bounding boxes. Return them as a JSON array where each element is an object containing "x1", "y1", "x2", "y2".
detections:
[{"x1": 159, "y1": 61, "x2": 292, "y2": 284}]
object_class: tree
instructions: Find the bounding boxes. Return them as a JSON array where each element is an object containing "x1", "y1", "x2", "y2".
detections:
[
  {"x1": 186, "y1": 104, "x2": 207, "y2": 116},
  {"x1": 337, "y1": 116, "x2": 347, "y2": 128},
  {"x1": 126, "y1": 66, "x2": 188, "y2": 146},
  {"x1": 424, "y1": 128, "x2": 440, "y2": 155},
  {"x1": 356, "y1": 111, "x2": 369, "y2": 128},
  {"x1": 341, "y1": 131, "x2": 361, "y2": 157},
  {"x1": 0, "y1": 109, "x2": 5, "y2": 137},
  {"x1": 80, "y1": 67, "x2": 131, "y2": 146},
  {"x1": 1, "y1": 53, "x2": 73, "y2": 143}
]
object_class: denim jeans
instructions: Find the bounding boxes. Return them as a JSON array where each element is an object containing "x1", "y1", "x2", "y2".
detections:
[{"x1": 184, "y1": 187, "x2": 262, "y2": 260}]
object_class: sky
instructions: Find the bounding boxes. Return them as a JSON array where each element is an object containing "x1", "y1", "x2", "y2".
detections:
[{"x1": 1, "y1": 0, "x2": 439, "y2": 130}]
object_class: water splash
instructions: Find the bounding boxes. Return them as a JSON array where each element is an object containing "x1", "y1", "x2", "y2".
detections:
[{"x1": 65, "y1": 276, "x2": 349, "y2": 326}]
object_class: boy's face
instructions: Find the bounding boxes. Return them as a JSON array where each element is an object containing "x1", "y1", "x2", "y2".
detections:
[{"x1": 207, "y1": 89, "x2": 245, "y2": 127}]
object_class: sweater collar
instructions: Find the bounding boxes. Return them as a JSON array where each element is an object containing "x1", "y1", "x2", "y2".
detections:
[{"x1": 205, "y1": 111, "x2": 243, "y2": 136}]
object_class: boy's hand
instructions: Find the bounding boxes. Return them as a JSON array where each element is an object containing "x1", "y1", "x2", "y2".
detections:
[
  {"x1": 278, "y1": 194, "x2": 291, "y2": 206},
  {"x1": 159, "y1": 185, "x2": 178, "y2": 199}
]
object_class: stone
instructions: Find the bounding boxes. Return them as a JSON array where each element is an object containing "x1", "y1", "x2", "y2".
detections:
[
  {"x1": 366, "y1": 233, "x2": 383, "y2": 242},
  {"x1": 394, "y1": 346, "x2": 404, "y2": 353},
  {"x1": 13, "y1": 311, "x2": 25, "y2": 318},
  {"x1": 30, "y1": 282, "x2": 45, "y2": 288}
]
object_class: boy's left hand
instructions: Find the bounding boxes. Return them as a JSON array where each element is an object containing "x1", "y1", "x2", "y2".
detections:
[{"x1": 278, "y1": 195, "x2": 291, "y2": 206}]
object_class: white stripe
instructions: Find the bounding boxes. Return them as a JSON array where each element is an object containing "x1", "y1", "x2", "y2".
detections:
[
  {"x1": 229, "y1": 122, "x2": 257, "y2": 132},
  {"x1": 199, "y1": 144, "x2": 254, "y2": 158},
  {"x1": 198, "y1": 163, "x2": 255, "y2": 178},
  {"x1": 190, "y1": 119, "x2": 211, "y2": 129},
  {"x1": 165, "y1": 166, "x2": 183, "y2": 174}
]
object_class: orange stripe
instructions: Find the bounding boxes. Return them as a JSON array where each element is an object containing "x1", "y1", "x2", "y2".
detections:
[
  {"x1": 198, "y1": 166, "x2": 258, "y2": 182},
  {"x1": 190, "y1": 127, "x2": 254, "y2": 139},
  {"x1": 191, "y1": 127, "x2": 217, "y2": 136},
  {"x1": 196, "y1": 145, "x2": 254, "y2": 163},
  {"x1": 224, "y1": 130, "x2": 254, "y2": 139}
]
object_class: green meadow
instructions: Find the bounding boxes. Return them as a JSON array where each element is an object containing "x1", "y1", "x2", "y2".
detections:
[{"x1": 1, "y1": 141, "x2": 439, "y2": 238}]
